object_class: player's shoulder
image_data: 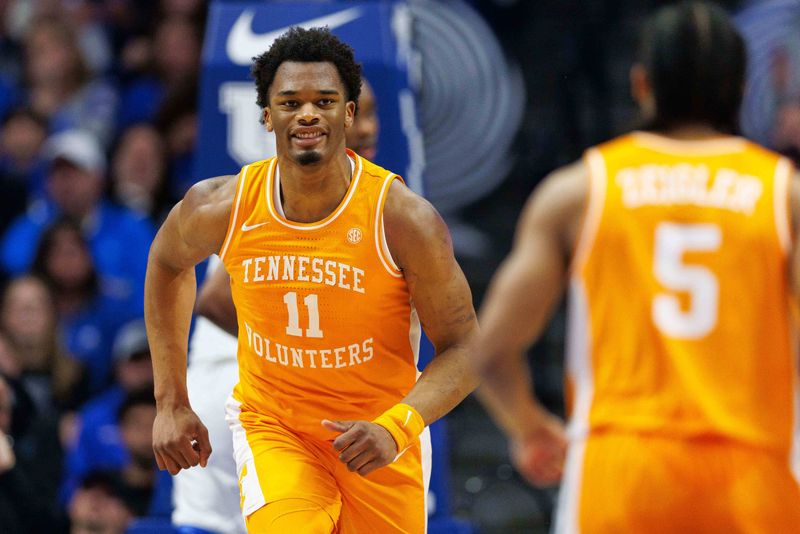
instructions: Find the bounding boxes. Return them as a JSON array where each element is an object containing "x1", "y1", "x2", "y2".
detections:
[
  {"x1": 184, "y1": 174, "x2": 238, "y2": 210},
  {"x1": 355, "y1": 153, "x2": 397, "y2": 182},
  {"x1": 383, "y1": 179, "x2": 450, "y2": 269},
  {"x1": 738, "y1": 138, "x2": 790, "y2": 164}
]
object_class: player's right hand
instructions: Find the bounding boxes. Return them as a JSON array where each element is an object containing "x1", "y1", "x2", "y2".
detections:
[
  {"x1": 152, "y1": 405, "x2": 212, "y2": 475},
  {"x1": 510, "y1": 410, "x2": 567, "y2": 487}
]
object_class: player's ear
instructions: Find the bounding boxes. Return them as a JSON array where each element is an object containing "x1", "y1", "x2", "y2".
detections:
[
  {"x1": 264, "y1": 107, "x2": 273, "y2": 132},
  {"x1": 630, "y1": 64, "x2": 651, "y2": 109},
  {"x1": 344, "y1": 101, "x2": 355, "y2": 129}
]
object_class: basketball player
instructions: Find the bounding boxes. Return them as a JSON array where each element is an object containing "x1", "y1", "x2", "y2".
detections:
[
  {"x1": 472, "y1": 2, "x2": 800, "y2": 532},
  {"x1": 145, "y1": 28, "x2": 477, "y2": 533},
  {"x1": 171, "y1": 77, "x2": 383, "y2": 534}
]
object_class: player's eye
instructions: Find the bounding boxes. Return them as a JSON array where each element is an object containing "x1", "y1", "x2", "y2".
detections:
[
  {"x1": 318, "y1": 99, "x2": 334, "y2": 106},
  {"x1": 282, "y1": 100, "x2": 298, "y2": 108}
]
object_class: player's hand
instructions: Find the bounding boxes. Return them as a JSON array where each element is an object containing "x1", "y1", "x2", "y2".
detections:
[
  {"x1": 322, "y1": 419, "x2": 398, "y2": 476},
  {"x1": 0, "y1": 431, "x2": 15, "y2": 474},
  {"x1": 153, "y1": 405, "x2": 212, "y2": 475},
  {"x1": 510, "y1": 410, "x2": 567, "y2": 487}
]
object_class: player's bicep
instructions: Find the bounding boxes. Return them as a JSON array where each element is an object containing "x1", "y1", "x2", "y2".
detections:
[
  {"x1": 480, "y1": 226, "x2": 566, "y2": 356},
  {"x1": 479, "y1": 167, "x2": 584, "y2": 357},
  {"x1": 149, "y1": 201, "x2": 212, "y2": 273},
  {"x1": 150, "y1": 176, "x2": 235, "y2": 273},
  {"x1": 386, "y1": 188, "x2": 477, "y2": 351}
]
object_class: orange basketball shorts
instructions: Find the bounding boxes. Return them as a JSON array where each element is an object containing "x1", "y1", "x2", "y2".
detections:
[
  {"x1": 225, "y1": 396, "x2": 431, "y2": 533},
  {"x1": 554, "y1": 431, "x2": 800, "y2": 533}
]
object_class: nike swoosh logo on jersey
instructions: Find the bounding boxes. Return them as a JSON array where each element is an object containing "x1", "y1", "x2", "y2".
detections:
[
  {"x1": 226, "y1": 7, "x2": 364, "y2": 66},
  {"x1": 403, "y1": 410, "x2": 412, "y2": 427},
  {"x1": 241, "y1": 221, "x2": 269, "y2": 232}
]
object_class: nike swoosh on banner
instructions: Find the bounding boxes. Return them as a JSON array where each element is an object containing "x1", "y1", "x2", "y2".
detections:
[
  {"x1": 241, "y1": 222, "x2": 269, "y2": 232},
  {"x1": 226, "y1": 7, "x2": 364, "y2": 66}
]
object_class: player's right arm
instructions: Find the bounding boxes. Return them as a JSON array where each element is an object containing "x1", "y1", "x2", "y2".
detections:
[
  {"x1": 145, "y1": 175, "x2": 236, "y2": 475},
  {"x1": 472, "y1": 161, "x2": 587, "y2": 486}
]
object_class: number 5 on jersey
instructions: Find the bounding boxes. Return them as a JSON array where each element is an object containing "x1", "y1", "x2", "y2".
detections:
[
  {"x1": 283, "y1": 292, "x2": 323, "y2": 338},
  {"x1": 652, "y1": 223, "x2": 721, "y2": 339}
]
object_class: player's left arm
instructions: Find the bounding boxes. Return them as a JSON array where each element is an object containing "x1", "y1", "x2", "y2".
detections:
[
  {"x1": 323, "y1": 181, "x2": 478, "y2": 476},
  {"x1": 386, "y1": 181, "x2": 479, "y2": 423}
]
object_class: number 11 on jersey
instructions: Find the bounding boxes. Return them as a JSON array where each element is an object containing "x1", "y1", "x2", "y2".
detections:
[{"x1": 283, "y1": 292, "x2": 323, "y2": 338}]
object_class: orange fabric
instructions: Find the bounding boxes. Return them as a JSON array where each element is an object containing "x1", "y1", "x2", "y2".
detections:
[
  {"x1": 237, "y1": 411, "x2": 427, "y2": 534},
  {"x1": 220, "y1": 150, "x2": 419, "y2": 440},
  {"x1": 246, "y1": 498, "x2": 335, "y2": 533},
  {"x1": 573, "y1": 132, "x2": 797, "y2": 453},
  {"x1": 577, "y1": 432, "x2": 800, "y2": 533}
]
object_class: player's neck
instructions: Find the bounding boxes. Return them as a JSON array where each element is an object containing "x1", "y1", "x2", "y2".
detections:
[
  {"x1": 653, "y1": 124, "x2": 732, "y2": 141},
  {"x1": 277, "y1": 152, "x2": 352, "y2": 224}
]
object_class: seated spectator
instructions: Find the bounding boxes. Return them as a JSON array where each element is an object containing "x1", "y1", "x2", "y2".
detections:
[
  {"x1": 0, "y1": 129, "x2": 155, "y2": 313},
  {"x1": 0, "y1": 373, "x2": 69, "y2": 532},
  {"x1": 117, "y1": 389, "x2": 159, "y2": 517},
  {"x1": 31, "y1": 217, "x2": 134, "y2": 393},
  {"x1": 24, "y1": 15, "x2": 118, "y2": 146},
  {"x1": 156, "y1": 81, "x2": 198, "y2": 198},
  {"x1": 69, "y1": 471, "x2": 133, "y2": 534},
  {"x1": 118, "y1": 16, "x2": 200, "y2": 129},
  {"x1": 0, "y1": 108, "x2": 47, "y2": 233},
  {"x1": 0, "y1": 275, "x2": 86, "y2": 412},
  {"x1": 63, "y1": 320, "x2": 153, "y2": 502},
  {"x1": 110, "y1": 124, "x2": 171, "y2": 223}
]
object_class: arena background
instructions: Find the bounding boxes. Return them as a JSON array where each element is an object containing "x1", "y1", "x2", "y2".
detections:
[{"x1": 0, "y1": 0, "x2": 795, "y2": 532}]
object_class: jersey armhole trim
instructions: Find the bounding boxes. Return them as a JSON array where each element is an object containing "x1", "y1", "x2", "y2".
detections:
[
  {"x1": 218, "y1": 164, "x2": 249, "y2": 261},
  {"x1": 570, "y1": 149, "x2": 607, "y2": 276},
  {"x1": 775, "y1": 157, "x2": 793, "y2": 255},
  {"x1": 375, "y1": 173, "x2": 403, "y2": 277}
]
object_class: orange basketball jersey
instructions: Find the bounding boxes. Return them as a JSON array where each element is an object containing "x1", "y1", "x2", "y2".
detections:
[
  {"x1": 569, "y1": 132, "x2": 798, "y2": 454},
  {"x1": 219, "y1": 150, "x2": 419, "y2": 440}
]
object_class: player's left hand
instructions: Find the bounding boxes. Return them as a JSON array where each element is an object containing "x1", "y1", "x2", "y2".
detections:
[{"x1": 322, "y1": 419, "x2": 398, "y2": 476}]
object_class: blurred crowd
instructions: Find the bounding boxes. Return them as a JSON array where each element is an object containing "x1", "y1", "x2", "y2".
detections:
[{"x1": 0, "y1": 0, "x2": 208, "y2": 531}]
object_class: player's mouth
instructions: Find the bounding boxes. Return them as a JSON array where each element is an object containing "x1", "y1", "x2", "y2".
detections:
[{"x1": 291, "y1": 128, "x2": 326, "y2": 149}]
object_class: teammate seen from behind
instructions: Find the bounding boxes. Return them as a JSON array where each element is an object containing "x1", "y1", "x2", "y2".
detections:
[
  {"x1": 145, "y1": 28, "x2": 477, "y2": 533},
  {"x1": 472, "y1": 2, "x2": 800, "y2": 532}
]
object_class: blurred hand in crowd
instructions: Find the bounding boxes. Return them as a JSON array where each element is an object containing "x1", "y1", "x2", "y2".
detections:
[{"x1": 0, "y1": 376, "x2": 14, "y2": 475}]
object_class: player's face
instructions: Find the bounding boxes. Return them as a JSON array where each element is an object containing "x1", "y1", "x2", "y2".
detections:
[
  {"x1": 346, "y1": 80, "x2": 379, "y2": 160},
  {"x1": 265, "y1": 61, "x2": 355, "y2": 166}
]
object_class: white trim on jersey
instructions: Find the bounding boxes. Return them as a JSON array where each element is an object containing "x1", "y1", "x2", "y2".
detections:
[
  {"x1": 408, "y1": 303, "x2": 421, "y2": 374},
  {"x1": 225, "y1": 395, "x2": 267, "y2": 519},
  {"x1": 572, "y1": 149, "x2": 607, "y2": 275},
  {"x1": 554, "y1": 279, "x2": 595, "y2": 534},
  {"x1": 420, "y1": 426, "x2": 433, "y2": 533},
  {"x1": 219, "y1": 165, "x2": 250, "y2": 261},
  {"x1": 774, "y1": 157, "x2": 793, "y2": 255},
  {"x1": 266, "y1": 155, "x2": 362, "y2": 230},
  {"x1": 375, "y1": 173, "x2": 403, "y2": 277},
  {"x1": 790, "y1": 322, "x2": 800, "y2": 484},
  {"x1": 631, "y1": 131, "x2": 747, "y2": 155}
]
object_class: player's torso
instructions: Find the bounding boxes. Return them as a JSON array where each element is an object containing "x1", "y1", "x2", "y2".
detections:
[
  {"x1": 571, "y1": 132, "x2": 796, "y2": 451},
  {"x1": 220, "y1": 152, "x2": 419, "y2": 439}
]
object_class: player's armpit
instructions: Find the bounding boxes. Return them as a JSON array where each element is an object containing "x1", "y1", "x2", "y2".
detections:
[{"x1": 382, "y1": 181, "x2": 479, "y2": 426}]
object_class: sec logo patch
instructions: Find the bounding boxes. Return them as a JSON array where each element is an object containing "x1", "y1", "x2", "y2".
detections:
[{"x1": 347, "y1": 227, "x2": 363, "y2": 244}]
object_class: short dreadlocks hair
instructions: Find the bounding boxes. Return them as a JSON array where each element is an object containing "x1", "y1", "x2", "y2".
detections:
[{"x1": 252, "y1": 27, "x2": 362, "y2": 113}]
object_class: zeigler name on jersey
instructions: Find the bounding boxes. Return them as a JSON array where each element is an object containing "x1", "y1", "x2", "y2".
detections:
[{"x1": 616, "y1": 164, "x2": 764, "y2": 214}]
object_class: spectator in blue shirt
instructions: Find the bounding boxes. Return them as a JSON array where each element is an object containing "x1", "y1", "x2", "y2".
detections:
[
  {"x1": 63, "y1": 319, "x2": 153, "y2": 504},
  {"x1": 30, "y1": 218, "x2": 134, "y2": 393},
  {"x1": 0, "y1": 129, "x2": 155, "y2": 314},
  {"x1": 23, "y1": 15, "x2": 118, "y2": 146}
]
